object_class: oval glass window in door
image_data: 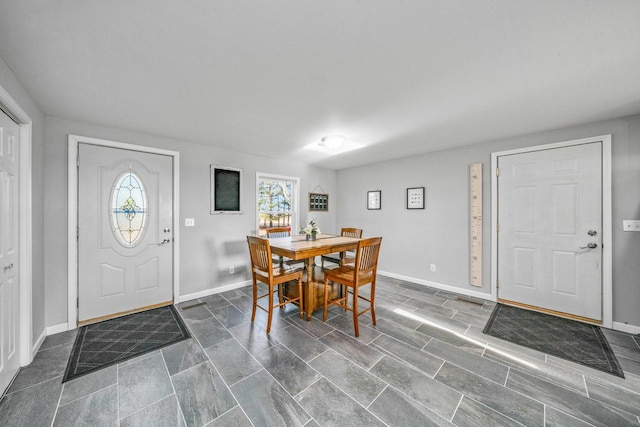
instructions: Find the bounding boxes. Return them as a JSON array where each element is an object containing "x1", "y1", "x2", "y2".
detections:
[{"x1": 110, "y1": 170, "x2": 148, "y2": 247}]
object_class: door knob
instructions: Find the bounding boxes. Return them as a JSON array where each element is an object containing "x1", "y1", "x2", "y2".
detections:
[
  {"x1": 4, "y1": 263, "x2": 13, "y2": 271},
  {"x1": 587, "y1": 230, "x2": 598, "y2": 236},
  {"x1": 157, "y1": 239, "x2": 171, "y2": 246},
  {"x1": 579, "y1": 242, "x2": 598, "y2": 249}
]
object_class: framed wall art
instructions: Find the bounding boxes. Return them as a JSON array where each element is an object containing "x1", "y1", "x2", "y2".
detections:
[
  {"x1": 367, "y1": 190, "x2": 381, "y2": 210},
  {"x1": 211, "y1": 165, "x2": 242, "y2": 214},
  {"x1": 309, "y1": 192, "x2": 329, "y2": 211},
  {"x1": 407, "y1": 187, "x2": 425, "y2": 209}
]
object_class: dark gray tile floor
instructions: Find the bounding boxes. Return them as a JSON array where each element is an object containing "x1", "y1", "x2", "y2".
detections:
[{"x1": 2, "y1": 274, "x2": 640, "y2": 426}]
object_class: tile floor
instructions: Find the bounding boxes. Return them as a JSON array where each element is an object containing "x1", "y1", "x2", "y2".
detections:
[{"x1": 1, "y1": 274, "x2": 640, "y2": 426}]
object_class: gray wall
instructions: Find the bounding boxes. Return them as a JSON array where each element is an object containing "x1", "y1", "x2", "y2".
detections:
[
  {"x1": 337, "y1": 115, "x2": 640, "y2": 327},
  {"x1": 0, "y1": 56, "x2": 46, "y2": 347},
  {"x1": 44, "y1": 117, "x2": 336, "y2": 328}
]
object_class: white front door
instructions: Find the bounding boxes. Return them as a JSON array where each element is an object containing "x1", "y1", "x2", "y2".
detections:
[
  {"x1": 78, "y1": 144, "x2": 174, "y2": 324},
  {"x1": 497, "y1": 142, "x2": 603, "y2": 321},
  {"x1": 0, "y1": 109, "x2": 20, "y2": 393}
]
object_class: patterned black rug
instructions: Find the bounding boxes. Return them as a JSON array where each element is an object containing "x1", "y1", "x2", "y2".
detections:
[
  {"x1": 483, "y1": 304, "x2": 624, "y2": 378},
  {"x1": 63, "y1": 305, "x2": 190, "y2": 382}
]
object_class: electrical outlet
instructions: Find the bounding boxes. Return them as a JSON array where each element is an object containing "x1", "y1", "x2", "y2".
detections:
[
  {"x1": 185, "y1": 218, "x2": 195, "y2": 227},
  {"x1": 229, "y1": 265, "x2": 234, "y2": 274},
  {"x1": 430, "y1": 264, "x2": 436, "y2": 272}
]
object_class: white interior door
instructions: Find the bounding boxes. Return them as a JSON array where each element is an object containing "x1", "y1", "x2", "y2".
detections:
[
  {"x1": 497, "y1": 142, "x2": 603, "y2": 321},
  {"x1": 78, "y1": 144, "x2": 173, "y2": 324},
  {"x1": 0, "y1": 109, "x2": 20, "y2": 393}
]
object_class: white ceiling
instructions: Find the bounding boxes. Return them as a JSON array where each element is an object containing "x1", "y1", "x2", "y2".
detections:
[{"x1": 1, "y1": 1, "x2": 639, "y2": 170}]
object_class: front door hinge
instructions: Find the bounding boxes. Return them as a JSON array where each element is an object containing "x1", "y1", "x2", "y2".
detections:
[
  {"x1": 76, "y1": 156, "x2": 80, "y2": 167},
  {"x1": 496, "y1": 167, "x2": 500, "y2": 177}
]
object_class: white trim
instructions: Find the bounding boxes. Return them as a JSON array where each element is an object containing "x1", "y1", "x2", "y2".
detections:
[
  {"x1": 32, "y1": 329, "x2": 46, "y2": 357},
  {"x1": 377, "y1": 270, "x2": 492, "y2": 302},
  {"x1": 612, "y1": 322, "x2": 640, "y2": 335},
  {"x1": 490, "y1": 135, "x2": 613, "y2": 328},
  {"x1": 67, "y1": 135, "x2": 180, "y2": 329},
  {"x1": 45, "y1": 323, "x2": 70, "y2": 336},
  {"x1": 178, "y1": 280, "x2": 252, "y2": 304},
  {"x1": 0, "y1": 84, "x2": 34, "y2": 366},
  {"x1": 255, "y1": 172, "x2": 301, "y2": 235}
]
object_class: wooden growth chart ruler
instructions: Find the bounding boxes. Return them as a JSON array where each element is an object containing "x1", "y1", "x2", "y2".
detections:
[{"x1": 469, "y1": 162, "x2": 482, "y2": 287}]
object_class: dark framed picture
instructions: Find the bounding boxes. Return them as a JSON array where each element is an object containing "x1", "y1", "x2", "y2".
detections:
[
  {"x1": 367, "y1": 190, "x2": 381, "y2": 210},
  {"x1": 309, "y1": 193, "x2": 329, "y2": 211},
  {"x1": 211, "y1": 165, "x2": 242, "y2": 214},
  {"x1": 407, "y1": 187, "x2": 425, "y2": 209}
]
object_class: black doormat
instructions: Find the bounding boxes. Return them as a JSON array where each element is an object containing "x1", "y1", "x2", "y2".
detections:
[
  {"x1": 63, "y1": 305, "x2": 190, "y2": 383},
  {"x1": 483, "y1": 304, "x2": 624, "y2": 378}
]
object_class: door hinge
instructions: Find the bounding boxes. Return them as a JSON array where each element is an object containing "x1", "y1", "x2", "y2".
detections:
[
  {"x1": 77, "y1": 296, "x2": 79, "y2": 308},
  {"x1": 496, "y1": 279, "x2": 499, "y2": 288},
  {"x1": 495, "y1": 167, "x2": 500, "y2": 176},
  {"x1": 496, "y1": 223, "x2": 499, "y2": 232},
  {"x1": 76, "y1": 156, "x2": 80, "y2": 167}
]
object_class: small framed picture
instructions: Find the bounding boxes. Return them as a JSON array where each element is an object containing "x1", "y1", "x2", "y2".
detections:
[
  {"x1": 407, "y1": 187, "x2": 425, "y2": 209},
  {"x1": 309, "y1": 193, "x2": 329, "y2": 211},
  {"x1": 367, "y1": 190, "x2": 381, "y2": 210}
]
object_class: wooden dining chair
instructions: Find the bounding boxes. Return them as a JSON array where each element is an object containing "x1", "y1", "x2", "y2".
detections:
[
  {"x1": 265, "y1": 227, "x2": 304, "y2": 268},
  {"x1": 247, "y1": 236, "x2": 303, "y2": 334},
  {"x1": 320, "y1": 227, "x2": 363, "y2": 268},
  {"x1": 323, "y1": 236, "x2": 382, "y2": 337},
  {"x1": 265, "y1": 227, "x2": 291, "y2": 238}
]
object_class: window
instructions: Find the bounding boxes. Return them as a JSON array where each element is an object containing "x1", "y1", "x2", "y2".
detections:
[
  {"x1": 111, "y1": 170, "x2": 148, "y2": 247},
  {"x1": 256, "y1": 173, "x2": 299, "y2": 236}
]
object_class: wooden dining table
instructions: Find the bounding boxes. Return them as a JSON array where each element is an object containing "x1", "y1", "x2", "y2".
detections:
[{"x1": 268, "y1": 234, "x2": 361, "y2": 320}]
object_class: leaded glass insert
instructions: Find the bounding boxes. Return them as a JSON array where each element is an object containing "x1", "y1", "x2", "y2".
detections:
[{"x1": 111, "y1": 170, "x2": 148, "y2": 247}]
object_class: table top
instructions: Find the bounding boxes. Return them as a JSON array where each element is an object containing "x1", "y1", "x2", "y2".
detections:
[{"x1": 268, "y1": 234, "x2": 360, "y2": 260}]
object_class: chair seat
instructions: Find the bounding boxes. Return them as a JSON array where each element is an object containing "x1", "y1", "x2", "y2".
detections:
[
  {"x1": 324, "y1": 265, "x2": 373, "y2": 284},
  {"x1": 254, "y1": 266, "x2": 303, "y2": 284}
]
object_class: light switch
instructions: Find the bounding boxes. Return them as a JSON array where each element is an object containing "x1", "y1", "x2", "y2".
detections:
[
  {"x1": 185, "y1": 218, "x2": 195, "y2": 227},
  {"x1": 623, "y1": 220, "x2": 640, "y2": 232}
]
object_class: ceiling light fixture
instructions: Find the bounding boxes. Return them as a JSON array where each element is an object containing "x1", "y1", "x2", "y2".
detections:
[{"x1": 319, "y1": 135, "x2": 345, "y2": 149}]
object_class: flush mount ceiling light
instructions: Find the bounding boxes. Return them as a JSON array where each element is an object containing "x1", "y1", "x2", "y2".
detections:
[
  {"x1": 319, "y1": 135, "x2": 345, "y2": 149},
  {"x1": 304, "y1": 134, "x2": 365, "y2": 155}
]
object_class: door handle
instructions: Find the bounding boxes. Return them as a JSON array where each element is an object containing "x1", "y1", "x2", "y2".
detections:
[
  {"x1": 579, "y1": 242, "x2": 598, "y2": 249},
  {"x1": 4, "y1": 263, "x2": 13, "y2": 271},
  {"x1": 158, "y1": 239, "x2": 171, "y2": 246},
  {"x1": 587, "y1": 230, "x2": 598, "y2": 236}
]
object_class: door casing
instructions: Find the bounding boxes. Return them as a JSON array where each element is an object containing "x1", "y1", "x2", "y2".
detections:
[
  {"x1": 68, "y1": 135, "x2": 180, "y2": 330},
  {"x1": 0, "y1": 84, "x2": 33, "y2": 366},
  {"x1": 490, "y1": 135, "x2": 612, "y2": 328}
]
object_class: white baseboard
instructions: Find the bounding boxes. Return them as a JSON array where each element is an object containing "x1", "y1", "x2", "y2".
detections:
[
  {"x1": 47, "y1": 323, "x2": 71, "y2": 335},
  {"x1": 30, "y1": 328, "x2": 47, "y2": 362},
  {"x1": 178, "y1": 280, "x2": 252, "y2": 304},
  {"x1": 377, "y1": 270, "x2": 494, "y2": 302},
  {"x1": 612, "y1": 321, "x2": 640, "y2": 335}
]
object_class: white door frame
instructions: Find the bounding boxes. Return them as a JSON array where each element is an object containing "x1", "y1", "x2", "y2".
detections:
[
  {"x1": 0, "y1": 85, "x2": 33, "y2": 365},
  {"x1": 490, "y1": 135, "x2": 612, "y2": 328},
  {"x1": 67, "y1": 135, "x2": 180, "y2": 329}
]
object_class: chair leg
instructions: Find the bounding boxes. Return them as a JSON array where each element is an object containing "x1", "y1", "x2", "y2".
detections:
[
  {"x1": 343, "y1": 285, "x2": 348, "y2": 312},
  {"x1": 278, "y1": 283, "x2": 284, "y2": 307},
  {"x1": 323, "y1": 278, "x2": 329, "y2": 322},
  {"x1": 251, "y1": 278, "x2": 257, "y2": 324},
  {"x1": 370, "y1": 282, "x2": 377, "y2": 327},
  {"x1": 297, "y1": 276, "x2": 303, "y2": 319},
  {"x1": 266, "y1": 283, "x2": 274, "y2": 334},
  {"x1": 352, "y1": 285, "x2": 359, "y2": 337}
]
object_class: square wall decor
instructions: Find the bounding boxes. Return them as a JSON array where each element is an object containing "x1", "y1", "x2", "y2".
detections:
[
  {"x1": 407, "y1": 187, "x2": 425, "y2": 209},
  {"x1": 367, "y1": 190, "x2": 381, "y2": 210}
]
